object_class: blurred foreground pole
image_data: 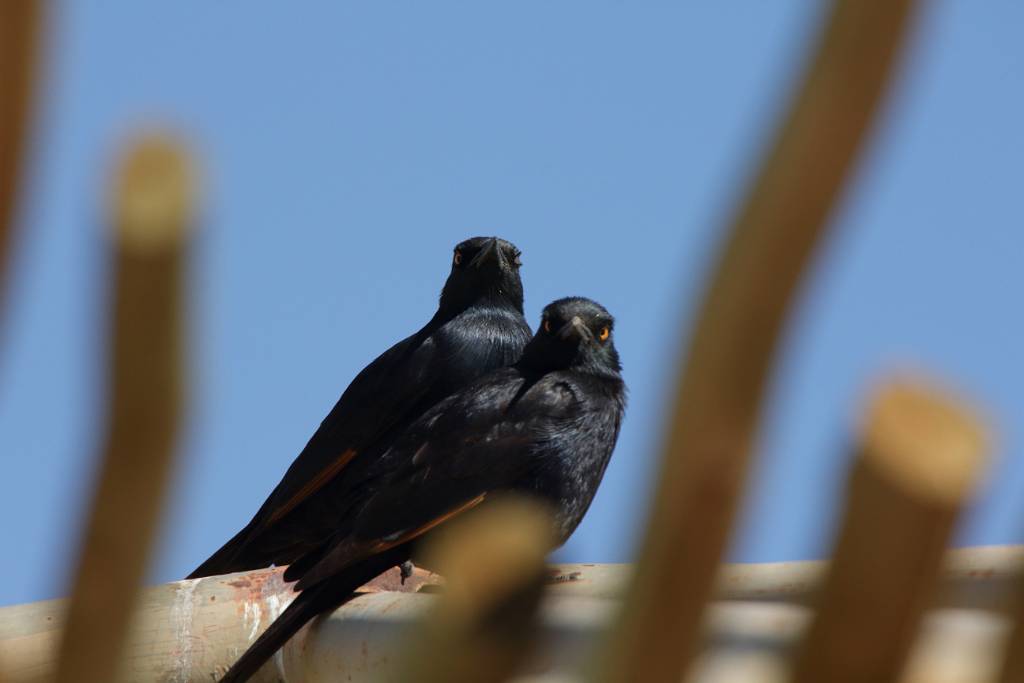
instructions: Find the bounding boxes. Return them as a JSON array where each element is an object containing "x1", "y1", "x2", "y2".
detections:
[
  {"x1": 54, "y1": 135, "x2": 195, "y2": 683},
  {"x1": 996, "y1": 576, "x2": 1024, "y2": 681},
  {"x1": 390, "y1": 499, "x2": 554, "y2": 683},
  {"x1": 791, "y1": 379, "x2": 989, "y2": 683},
  {"x1": 598, "y1": 0, "x2": 919, "y2": 681},
  {"x1": 0, "y1": 0, "x2": 42, "y2": 323}
]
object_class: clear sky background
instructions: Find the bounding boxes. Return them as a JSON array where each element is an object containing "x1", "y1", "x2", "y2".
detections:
[{"x1": 1, "y1": 1, "x2": 1021, "y2": 607}]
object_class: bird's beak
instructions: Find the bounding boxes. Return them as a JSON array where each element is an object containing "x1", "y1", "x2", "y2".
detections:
[
  {"x1": 558, "y1": 316, "x2": 593, "y2": 342},
  {"x1": 470, "y1": 238, "x2": 504, "y2": 269}
]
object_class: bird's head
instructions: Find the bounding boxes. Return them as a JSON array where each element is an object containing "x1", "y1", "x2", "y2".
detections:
[
  {"x1": 438, "y1": 236, "x2": 525, "y2": 314},
  {"x1": 520, "y1": 297, "x2": 621, "y2": 377}
]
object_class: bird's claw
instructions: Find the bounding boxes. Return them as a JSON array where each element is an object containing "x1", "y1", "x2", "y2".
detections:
[
  {"x1": 399, "y1": 560, "x2": 415, "y2": 584},
  {"x1": 545, "y1": 567, "x2": 582, "y2": 584}
]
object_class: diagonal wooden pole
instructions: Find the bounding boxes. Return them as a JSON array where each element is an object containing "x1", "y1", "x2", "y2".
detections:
[
  {"x1": 597, "y1": 0, "x2": 919, "y2": 680},
  {"x1": 0, "y1": 0, "x2": 42, "y2": 331}
]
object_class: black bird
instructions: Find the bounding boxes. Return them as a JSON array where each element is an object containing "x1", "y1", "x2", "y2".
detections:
[
  {"x1": 189, "y1": 236, "x2": 531, "y2": 579},
  {"x1": 219, "y1": 297, "x2": 626, "y2": 682}
]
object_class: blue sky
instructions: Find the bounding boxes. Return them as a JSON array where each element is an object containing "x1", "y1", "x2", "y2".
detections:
[{"x1": 1, "y1": 1, "x2": 1021, "y2": 606}]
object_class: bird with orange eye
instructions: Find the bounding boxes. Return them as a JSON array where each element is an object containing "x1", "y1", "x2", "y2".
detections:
[
  {"x1": 442, "y1": 237, "x2": 524, "y2": 310},
  {"x1": 542, "y1": 312, "x2": 610, "y2": 343},
  {"x1": 526, "y1": 297, "x2": 620, "y2": 376}
]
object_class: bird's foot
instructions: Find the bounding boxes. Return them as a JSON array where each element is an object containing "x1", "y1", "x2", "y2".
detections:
[
  {"x1": 545, "y1": 567, "x2": 582, "y2": 584},
  {"x1": 399, "y1": 560, "x2": 416, "y2": 584}
]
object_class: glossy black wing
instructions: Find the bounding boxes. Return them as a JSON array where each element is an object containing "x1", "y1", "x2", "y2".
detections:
[
  {"x1": 255, "y1": 331, "x2": 437, "y2": 524},
  {"x1": 187, "y1": 331, "x2": 439, "y2": 578},
  {"x1": 293, "y1": 371, "x2": 581, "y2": 589},
  {"x1": 256, "y1": 307, "x2": 531, "y2": 530}
]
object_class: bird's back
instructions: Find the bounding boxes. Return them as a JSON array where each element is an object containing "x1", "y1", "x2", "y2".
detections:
[{"x1": 189, "y1": 301, "x2": 530, "y2": 578}]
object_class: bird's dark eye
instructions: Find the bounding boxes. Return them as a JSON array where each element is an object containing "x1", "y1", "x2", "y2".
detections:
[
  {"x1": 453, "y1": 250, "x2": 463, "y2": 266},
  {"x1": 598, "y1": 326, "x2": 610, "y2": 342},
  {"x1": 543, "y1": 319, "x2": 552, "y2": 333}
]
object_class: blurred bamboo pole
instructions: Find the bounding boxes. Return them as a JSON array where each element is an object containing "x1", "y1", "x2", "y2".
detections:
[
  {"x1": 54, "y1": 135, "x2": 195, "y2": 683},
  {"x1": 995, "y1": 579, "x2": 1024, "y2": 681},
  {"x1": 597, "y1": 0, "x2": 919, "y2": 681},
  {"x1": 790, "y1": 379, "x2": 989, "y2": 683},
  {"x1": 0, "y1": 0, "x2": 42, "y2": 324},
  {"x1": 392, "y1": 499, "x2": 554, "y2": 683}
]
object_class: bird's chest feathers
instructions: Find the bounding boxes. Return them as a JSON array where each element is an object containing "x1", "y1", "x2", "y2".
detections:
[
  {"x1": 538, "y1": 415, "x2": 611, "y2": 481},
  {"x1": 520, "y1": 398, "x2": 616, "y2": 527}
]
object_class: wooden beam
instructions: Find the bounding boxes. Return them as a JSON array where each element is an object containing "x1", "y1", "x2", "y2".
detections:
[
  {"x1": 1, "y1": 566, "x2": 434, "y2": 682},
  {"x1": 2, "y1": 551, "x2": 1019, "y2": 681}
]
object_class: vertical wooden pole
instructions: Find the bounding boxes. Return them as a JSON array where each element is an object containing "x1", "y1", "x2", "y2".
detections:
[
  {"x1": 394, "y1": 499, "x2": 554, "y2": 683},
  {"x1": 0, "y1": 0, "x2": 42, "y2": 327},
  {"x1": 54, "y1": 135, "x2": 195, "y2": 683},
  {"x1": 791, "y1": 379, "x2": 989, "y2": 683},
  {"x1": 995, "y1": 569, "x2": 1024, "y2": 681}
]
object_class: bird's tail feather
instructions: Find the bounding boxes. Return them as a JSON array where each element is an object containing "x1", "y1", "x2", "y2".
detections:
[{"x1": 218, "y1": 546, "x2": 408, "y2": 683}]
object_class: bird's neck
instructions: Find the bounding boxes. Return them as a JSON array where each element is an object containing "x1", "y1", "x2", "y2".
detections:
[
  {"x1": 515, "y1": 354, "x2": 623, "y2": 386},
  {"x1": 432, "y1": 296, "x2": 523, "y2": 327}
]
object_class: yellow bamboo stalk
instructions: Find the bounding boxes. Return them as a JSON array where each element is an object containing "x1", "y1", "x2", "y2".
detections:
[
  {"x1": 54, "y1": 135, "x2": 195, "y2": 683},
  {"x1": 0, "y1": 0, "x2": 41, "y2": 319},
  {"x1": 791, "y1": 379, "x2": 989, "y2": 683},
  {"x1": 996, "y1": 580, "x2": 1024, "y2": 682},
  {"x1": 394, "y1": 498, "x2": 555, "y2": 683},
  {"x1": 597, "y1": 1, "x2": 919, "y2": 680}
]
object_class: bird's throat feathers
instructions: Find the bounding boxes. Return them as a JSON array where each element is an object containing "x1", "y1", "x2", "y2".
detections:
[
  {"x1": 438, "y1": 280, "x2": 525, "y2": 318},
  {"x1": 518, "y1": 337, "x2": 622, "y2": 381}
]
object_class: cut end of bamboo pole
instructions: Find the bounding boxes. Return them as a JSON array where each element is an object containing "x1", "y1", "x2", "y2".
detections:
[
  {"x1": 790, "y1": 376, "x2": 993, "y2": 683},
  {"x1": 863, "y1": 378, "x2": 990, "y2": 506},
  {"x1": 54, "y1": 132, "x2": 196, "y2": 683},
  {"x1": 420, "y1": 496, "x2": 555, "y2": 621},
  {"x1": 395, "y1": 497, "x2": 555, "y2": 683},
  {"x1": 111, "y1": 133, "x2": 196, "y2": 252}
]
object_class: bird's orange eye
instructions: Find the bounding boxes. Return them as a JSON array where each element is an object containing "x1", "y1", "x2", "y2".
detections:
[
  {"x1": 453, "y1": 250, "x2": 463, "y2": 266},
  {"x1": 543, "y1": 319, "x2": 552, "y2": 333},
  {"x1": 598, "y1": 326, "x2": 610, "y2": 341}
]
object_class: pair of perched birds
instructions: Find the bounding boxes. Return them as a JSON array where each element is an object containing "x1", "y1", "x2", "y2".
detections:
[{"x1": 190, "y1": 236, "x2": 626, "y2": 682}]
